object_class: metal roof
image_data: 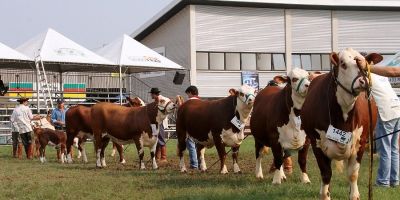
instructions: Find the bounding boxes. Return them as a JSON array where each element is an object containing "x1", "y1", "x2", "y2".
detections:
[{"x1": 132, "y1": 0, "x2": 400, "y2": 41}]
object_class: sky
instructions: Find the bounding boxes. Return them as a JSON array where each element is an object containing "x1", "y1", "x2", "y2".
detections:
[{"x1": 0, "y1": 0, "x2": 174, "y2": 50}]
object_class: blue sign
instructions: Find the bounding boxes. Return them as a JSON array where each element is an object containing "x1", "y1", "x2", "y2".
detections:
[{"x1": 241, "y1": 71, "x2": 259, "y2": 90}]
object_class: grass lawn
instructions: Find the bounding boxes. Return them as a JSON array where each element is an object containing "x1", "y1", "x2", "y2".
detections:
[{"x1": 0, "y1": 137, "x2": 398, "y2": 200}]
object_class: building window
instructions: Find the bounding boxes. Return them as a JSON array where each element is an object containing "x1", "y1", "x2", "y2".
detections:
[
  {"x1": 256, "y1": 53, "x2": 272, "y2": 71},
  {"x1": 209, "y1": 53, "x2": 225, "y2": 70},
  {"x1": 272, "y1": 54, "x2": 286, "y2": 70},
  {"x1": 196, "y1": 52, "x2": 209, "y2": 70},
  {"x1": 241, "y1": 53, "x2": 256, "y2": 71},
  {"x1": 225, "y1": 53, "x2": 240, "y2": 70},
  {"x1": 293, "y1": 53, "x2": 331, "y2": 71},
  {"x1": 196, "y1": 51, "x2": 285, "y2": 71}
]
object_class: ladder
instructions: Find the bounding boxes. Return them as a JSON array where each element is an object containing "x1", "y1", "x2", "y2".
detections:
[{"x1": 35, "y1": 56, "x2": 53, "y2": 112}]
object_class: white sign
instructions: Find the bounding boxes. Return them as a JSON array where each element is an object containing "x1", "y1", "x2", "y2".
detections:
[
  {"x1": 231, "y1": 116, "x2": 245, "y2": 130},
  {"x1": 326, "y1": 125, "x2": 352, "y2": 145},
  {"x1": 138, "y1": 71, "x2": 166, "y2": 79}
]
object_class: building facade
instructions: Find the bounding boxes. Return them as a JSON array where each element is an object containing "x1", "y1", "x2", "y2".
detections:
[{"x1": 132, "y1": 0, "x2": 400, "y2": 98}]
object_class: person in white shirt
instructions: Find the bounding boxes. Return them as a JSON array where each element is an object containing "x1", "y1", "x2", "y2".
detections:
[
  {"x1": 356, "y1": 56, "x2": 400, "y2": 187},
  {"x1": 10, "y1": 97, "x2": 42, "y2": 159}
]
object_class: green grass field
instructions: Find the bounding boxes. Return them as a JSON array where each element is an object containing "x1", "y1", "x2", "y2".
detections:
[{"x1": 0, "y1": 138, "x2": 398, "y2": 200}]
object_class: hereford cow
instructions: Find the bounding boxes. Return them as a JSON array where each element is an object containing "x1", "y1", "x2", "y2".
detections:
[
  {"x1": 65, "y1": 97, "x2": 145, "y2": 164},
  {"x1": 32, "y1": 120, "x2": 67, "y2": 163},
  {"x1": 177, "y1": 85, "x2": 256, "y2": 174},
  {"x1": 90, "y1": 95, "x2": 176, "y2": 168},
  {"x1": 251, "y1": 68, "x2": 311, "y2": 184},
  {"x1": 301, "y1": 48, "x2": 381, "y2": 200}
]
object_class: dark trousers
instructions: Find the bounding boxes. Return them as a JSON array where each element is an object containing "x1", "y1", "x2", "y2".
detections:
[{"x1": 19, "y1": 132, "x2": 32, "y2": 156}]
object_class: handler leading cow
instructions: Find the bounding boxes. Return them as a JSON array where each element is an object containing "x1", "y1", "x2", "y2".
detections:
[
  {"x1": 301, "y1": 48, "x2": 382, "y2": 200},
  {"x1": 176, "y1": 85, "x2": 256, "y2": 174}
]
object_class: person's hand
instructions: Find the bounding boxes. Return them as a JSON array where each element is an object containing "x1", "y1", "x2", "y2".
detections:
[{"x1": 355, "y1": 56, "x2": 367, "y2": 69}]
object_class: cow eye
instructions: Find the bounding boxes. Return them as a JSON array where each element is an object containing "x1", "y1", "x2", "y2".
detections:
[{"x1": 292, "y1": 78, "x2": 298, "y2": 82}]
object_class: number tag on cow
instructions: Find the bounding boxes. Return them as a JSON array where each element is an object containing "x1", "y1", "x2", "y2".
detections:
[
  {"x1": 294, "y1": 116, "x2": 301, "y2": 129},
  {"x1": 326, "y1": 125, "x2": 352, "y2": 145},
  {"x1": 231, "y1": 116, "x2": 245, "y2": 130}
]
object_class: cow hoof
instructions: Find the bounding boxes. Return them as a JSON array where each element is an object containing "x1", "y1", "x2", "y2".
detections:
[
  {"x1": 200, "y1": 169, "x2": 207, "y2": 173},
  {"x1": 233, "y1": 163, "x2": 241, "y2": 174},
  {"x1": 180, "y1": 168, "x2": 187, "y2": 173},
  {"x1": 234, "y1": 170, "x2": 242, "y2": 174},
  {"x1": 220, "y1": 165, "x2": 228, "y2": 174},
  {"x1": 300, "y1": 173, "x2": 311, "y2": 184},
  {"x1": 256, "y1": 175, "x2": 264, "y2": 180}
]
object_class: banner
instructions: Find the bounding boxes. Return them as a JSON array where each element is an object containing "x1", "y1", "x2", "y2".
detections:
[{"x1": 241, "y1": 71, "x2": 259, "y2": 90}]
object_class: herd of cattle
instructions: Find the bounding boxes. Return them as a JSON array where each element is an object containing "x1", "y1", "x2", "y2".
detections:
[{"x1": 31, "y1": 48, "x2": 387, "y2": 200}]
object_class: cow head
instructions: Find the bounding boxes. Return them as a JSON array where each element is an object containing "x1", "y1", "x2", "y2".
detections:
[
  {"x1": 288, "y1": 68, "x2": 310, "y2": 97},
  {"x1": 126, "y1": 96, "x2": 145, "y2": 107},
  {"x1": 330, "y1": 48, "x2": 382, "y2": 96},
  {"x1": 331, "y1": 48, "x2": 382, "y2": 120},
  {"x1": 267, "y1": 75, "x2": 289, "y2": 88},
  {"x1": 156, "y1": 95, "x2": 176, "y2": 121},
  {"x1": 230, "y1": 85, "x2": 256, "y2": 124}
]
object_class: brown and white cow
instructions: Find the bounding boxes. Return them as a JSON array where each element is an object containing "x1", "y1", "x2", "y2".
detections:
[
  {"x1": 176, "y1": 85, "x2": 256, "y2": 174},
  {"x1": 301, "y1": 48, "x2": 381, "y2": 200},
  {"x1": 90, "y1": 96, "x2": 175, "y2": 168},
  {"x1": 251, "y1": 68, "x2": 311, "y2": 184},
  {"x1": 32, "y1": 119, "x2": 67, "y2": 163}
]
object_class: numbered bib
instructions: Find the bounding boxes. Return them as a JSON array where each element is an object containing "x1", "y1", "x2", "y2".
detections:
[
  {"x1": 294, "y1": 116, "x2": 301, "y2": 129},
  {"x1": 326, "y1": 125, "x2": 352, "y2": 145},
  {"x1": 231, "y1": 116, "x2": 245, "y2": 130}
]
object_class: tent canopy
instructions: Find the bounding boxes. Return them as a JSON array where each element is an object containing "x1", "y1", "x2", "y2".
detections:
[
  {"x1": 16, "y1": 28, "x2": 115, "y2": 73},
  {"x1": 96, "y1": 34, "x2": 184, "y2": 73},
  {"x1": 0, "y1": 41, "x2": 34, "y2": 70}
]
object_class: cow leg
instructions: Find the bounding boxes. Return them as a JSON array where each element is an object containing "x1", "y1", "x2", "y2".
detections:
[
  {"x1": 197, "y1": 144, "x2": 207, "y2": 172},
  {"x1": 74, "y1": 137, "x2": 82, "y2": 159},
  {"x1": 177, "y1": 135, "x2": 187, "y2": 173},
  {"x1": 114, "y1": 143, "x2": 126, "y2": 164},
  {"x1": 66, "y1": 132, "x2": 76, "y2": 164},
  {"x1": 271, "y1": 143, "x2": 286, "y2": 184},
  {"x1": 232, "y1": 146, "x2": 241, "y2": 174},
  {"x1": 134, "y1": 139, "x2": 145, "y2": 170},
  {"x1": 60, "y1": 143, "x2": 66, "y2": 164},
  {"x1": 347, "y1": 154, "x2": 360, "y2": 200},
  {"x1": 92, "y1": 131, "x2": 104, "y2": 168},
  {"x1": 255, "y1": 140, "x2": 265, "y2": 179},
  {"x1": 214, "y1": 138, "x2": 228, "y2": 174},
  {"x1": 57, "y1": 146, "x2": 61, "y2": 161},
  {"x1": 298, "y1": 138, "x2": 311, "y2": 184},
  {"x1": 100, "y1": 137, "x2": 110, "y2": 167},
  {"x1": 150, "y1": 137, "x2": 159, "y2": 170},
  {"x1": 39, "y1": 144, "x2": 45, "y2": 163},
  {"x1": 312, "y1": 144, "x2": 332, "y2": 200},
  {"x1": 111, "y1": 143, "x2": 116, "y2": 157},
  {"x1": 80, "y1": 142, "x2": 88, "y2": 163}
]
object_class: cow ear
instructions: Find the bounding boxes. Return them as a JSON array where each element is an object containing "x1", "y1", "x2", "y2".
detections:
[
  {"x1": 228, "y1": 89, "x2": 237, "y2": 96},
  {"x1": 273, "y1": 75, "x2": 289, "y2": 84},
  {"x1": 330, "y1": 52, "x2": 339, "y2": 67},
  {"x1": 365, "y1": 53, "x2": 383, "y2": 65}
]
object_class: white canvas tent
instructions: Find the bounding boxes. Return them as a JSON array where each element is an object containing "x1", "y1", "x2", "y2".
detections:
[
  {"x1": 0, "y1": 41, "x2": 33, "y2": 69},
  {"x1": 96, "y1": 34, "x2": 184, "y2": 103},
  {"x1": 16, "y1": 28, "x2": 114, "y2": 72}
]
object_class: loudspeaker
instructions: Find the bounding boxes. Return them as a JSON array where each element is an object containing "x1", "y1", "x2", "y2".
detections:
[{"x1": 173, "y1": 71, "x2": 185, "y2": 85}]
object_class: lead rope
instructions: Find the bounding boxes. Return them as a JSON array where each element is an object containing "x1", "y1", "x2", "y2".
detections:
[{"x1": 366, "y1": 62, "x2": 373, "y2": 200}]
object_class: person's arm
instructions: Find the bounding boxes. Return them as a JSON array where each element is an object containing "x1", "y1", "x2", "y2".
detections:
[
  {"x1": 355, "y1": 56, "x2": 400, "y2": 77},
  {"x1": 28, "y1": 108, "x2": 41, "y2": 120},
  {"x1": 51, "y1": 110, "x2": 58, "y2": 124}
]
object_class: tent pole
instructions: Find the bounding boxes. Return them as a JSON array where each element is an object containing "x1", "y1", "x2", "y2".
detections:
[
  {"x1": 119, "y1": 65, "x2": 123, "y2": 105},
  {"x1": 35, "y1": 63, "x2": 40, "y2": 114},
  {"x1": 128, "y1": 74, "x2": 132, "y2": 96},
  {"x1": 59, "y1": 72, "x2": 63, "y2": 100}
]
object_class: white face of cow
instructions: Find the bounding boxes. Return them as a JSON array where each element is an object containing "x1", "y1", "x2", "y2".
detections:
[
  {"x1": 237, "y1": 84, "x2": 256, "y2": 107},
  {"x1": 157, "y1": 95, "x2": 176, "y2": 115},
  {"x1": 288, "y1": 68, "x2": 310, "y2": 97},
  {"x1": 335, "y1": 48, "x2": 369, "y2": 95}
]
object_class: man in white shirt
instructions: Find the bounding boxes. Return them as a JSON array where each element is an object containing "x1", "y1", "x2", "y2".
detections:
[
  {"x1": 356, "y1": 56, "x2": 400, "y2": 187},
  {"x1": 10, "y1": 97, "x2": 42, "y2": 159}
]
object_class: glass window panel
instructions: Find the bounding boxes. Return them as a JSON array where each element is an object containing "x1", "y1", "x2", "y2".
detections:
[
  {"x1": 241, "y1": 53, "x2": 256, "y2": 71},
  {"x1": 256, "y1": 53, "x2": 271, "y2": 71},
  {"x1": 301, "y1": 54, "x2": 311, "y2": 70},
  {"x1": 292, "y1": 54, "x2": 301, "y2": 68},
  {"x1": 196, "y1": 52, "x2": 209, "y2": 70},
  {"x1": 321, "y1": 54, "x2": 331, "y2": 71},
  {"x1": 311, "y1": 54, "x2": 322, "y2": 71},
  {"x1": 272, "y1": 54, "x2": 286, "y2": 70},
  {"x1": 209, "y1": 53, "x2": 225, "y2": 70},
  {"x1": 225, "y1": 53, "x2": 240, "y2": 70}
]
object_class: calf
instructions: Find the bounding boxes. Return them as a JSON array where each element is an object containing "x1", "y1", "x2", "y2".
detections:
[
  {"x1": 33, "y1": 124, "x2": 67, "y2": 163},
  {"x1": 301, "y1": 48, "x2": 381, "y2": 200},
  {"x1": 176, "y1": 85, "x2": 256, "y2": 174},
  {"x1": 251, "y1": 68, "x2": 311, "y2": 184}
]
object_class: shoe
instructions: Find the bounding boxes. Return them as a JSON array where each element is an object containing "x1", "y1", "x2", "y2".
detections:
[
  {"x1": 374, "y1": 183, "x2": 390, "y2": 188},
  {"x1": 390, "y1": 182, "x2": 399, "y2": 187}
]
